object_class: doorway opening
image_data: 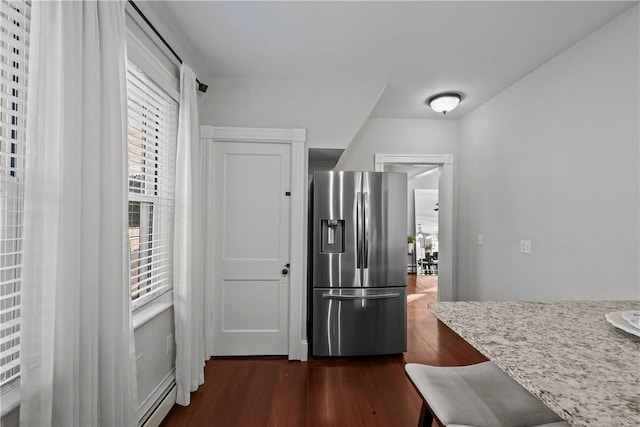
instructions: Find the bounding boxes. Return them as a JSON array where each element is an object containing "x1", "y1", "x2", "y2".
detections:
[
  {"x1": 382, "y1": 165, "x2": 440, "y2": 295},
  {"x1": 374, "y1": 154, "x2": 454, "y2": 301},
  {"x1": 414, "y1": 186, "x2": 439, "y2": 274}
]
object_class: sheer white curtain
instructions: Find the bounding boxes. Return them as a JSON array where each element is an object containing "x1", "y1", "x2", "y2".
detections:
[
  {"x1": 19, "y1": 1, "x2": 137, "y2": 426},
  {"x1": 173, "y1": 63, "x2": 206, "y2": 406}
]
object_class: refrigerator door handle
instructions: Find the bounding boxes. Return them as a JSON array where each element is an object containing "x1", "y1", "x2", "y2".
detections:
[
  {"x1": 356, "y1": 191, "x2": 363, "y2": 269},
  {"x1": 363, "y1": 191, "x2": 369, "y2": 269},
  {"x1": 322, "y1": 292, "x2": 400, "y2": 300}
]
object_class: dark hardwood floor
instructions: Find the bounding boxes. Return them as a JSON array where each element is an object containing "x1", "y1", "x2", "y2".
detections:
[{"x1": 160, "y1": 275, "x2": 486, "y2": 427}]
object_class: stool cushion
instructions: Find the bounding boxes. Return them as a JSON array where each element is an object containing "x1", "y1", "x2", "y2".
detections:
[
  {"x1": 449, "y1": 425, "x2": 569, "y2": 427},
  {"x1": 405, "y1": 362, "x2": 565, "y2": 427},
  {"x1": 448, "y1": 424, "x2": 569, "y2": 427}
]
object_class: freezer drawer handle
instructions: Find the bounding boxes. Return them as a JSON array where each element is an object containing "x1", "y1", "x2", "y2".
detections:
[{"x1": 321, "y1": 292, "x2": 400, "y2": 300}]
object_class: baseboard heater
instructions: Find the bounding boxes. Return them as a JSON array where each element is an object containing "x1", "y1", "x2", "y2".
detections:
[{"x1": 139, "y1": 370, "x2": 176, "y2": 427}]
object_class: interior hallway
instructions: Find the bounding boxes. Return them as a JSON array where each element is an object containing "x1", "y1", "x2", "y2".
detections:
[{"x1": 161, "y1": 275, "x2": 486, "y2": 427}]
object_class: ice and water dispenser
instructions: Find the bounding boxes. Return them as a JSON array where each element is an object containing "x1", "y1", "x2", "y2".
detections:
[{"x1": 320, "y1": 219, "x2": 345, "y2": 253}]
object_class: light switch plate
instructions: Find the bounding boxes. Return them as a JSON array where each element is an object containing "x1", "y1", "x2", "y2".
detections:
[
  {"x1": 478, "y1": 234, "x2": 484, "y2": 246},
  {"x1": 520, "y1": 240, "x2": 532, "y2": 254}
]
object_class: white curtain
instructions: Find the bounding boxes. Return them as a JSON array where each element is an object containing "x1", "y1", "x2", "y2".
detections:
[
  {"x1": 19, "y1": 1, "x2": 137, "y2": 426},
  {"x1": 173, "y1": 64, "x2": 206, "y2": 406}
]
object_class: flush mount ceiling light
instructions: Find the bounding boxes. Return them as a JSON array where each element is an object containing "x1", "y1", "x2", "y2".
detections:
[{"x1": 427, "y1": 92, "x2": 462, "y2": 115}]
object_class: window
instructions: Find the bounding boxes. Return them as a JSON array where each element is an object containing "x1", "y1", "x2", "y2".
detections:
[
  {"x1": 126, "y1": 62, "x2": 177, "y2": 310},
  {"x1": 0, "y1": 0, "x2": 29, "y2": 392}
]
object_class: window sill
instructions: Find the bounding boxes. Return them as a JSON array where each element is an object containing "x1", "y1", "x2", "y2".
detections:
[
  {"x1": 133, "y1": 292, "x2": 174, "y2": 331},
  {"x1": 1, "y1": 384, "x2": 20, "y2": 417}
]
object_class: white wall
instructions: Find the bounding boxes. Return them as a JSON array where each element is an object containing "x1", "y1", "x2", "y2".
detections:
[
  {"x1": 198, "y1": 76, "x2": 385, "y2": 148},
  {"x1": 457, "y1": 6, "x2": 639, "y2": 301},
  {"x1": 133, "y1": 307, "x2": 175, "y2": 421},
  {"x1": 336, "y1": 118, "x2": 459, "y2": 171}
]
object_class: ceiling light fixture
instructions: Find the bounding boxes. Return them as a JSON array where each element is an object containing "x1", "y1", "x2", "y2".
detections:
[{"x1": 427, "y1": 92, "x2": 462, "y2": 115}]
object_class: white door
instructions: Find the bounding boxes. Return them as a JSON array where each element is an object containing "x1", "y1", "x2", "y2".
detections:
[{"x1": 211, "y1": 141, "x2": 291, "y2": 355}]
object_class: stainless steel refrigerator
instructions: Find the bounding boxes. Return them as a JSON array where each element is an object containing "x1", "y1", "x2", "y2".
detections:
[{"x1": 310, "y1": 171, "x2": 407, "y2": 356}]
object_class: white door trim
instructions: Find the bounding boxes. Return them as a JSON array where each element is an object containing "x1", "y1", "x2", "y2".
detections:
[
  {"x1": 374, "y1": 154, "x2": 455, "y2": 301},
  {"x1": 201, "y1": 125, "x2": 307, "y2": 360}
]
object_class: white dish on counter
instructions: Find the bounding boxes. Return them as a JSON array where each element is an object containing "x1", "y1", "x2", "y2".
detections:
[
  {"x1": 606, "y1": 311, "x2": 640, "y2": 338},
  {"x1": 621, "y1": 310, "x2": 640, "y2": 329}
]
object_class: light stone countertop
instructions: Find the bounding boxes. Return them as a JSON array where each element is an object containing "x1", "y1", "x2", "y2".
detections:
[{"x1": 430, "y1": 300, "x2": 640, "y2": 427}]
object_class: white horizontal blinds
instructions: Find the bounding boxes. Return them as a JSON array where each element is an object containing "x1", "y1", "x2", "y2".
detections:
[
  {"x1": 127, "y1": 62, "x2": 177, "y2": 309},
  {"x1": 0, "y1": 0, "x2": 29, "y2": 390}
]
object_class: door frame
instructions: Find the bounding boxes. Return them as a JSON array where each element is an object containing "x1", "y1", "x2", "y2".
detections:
[
  {"x1": 201, "y1": 125, "x2": 307, "y2": 360},
  {"x1": 374, "y1": 154, "x2": 455, "y2": 301}
]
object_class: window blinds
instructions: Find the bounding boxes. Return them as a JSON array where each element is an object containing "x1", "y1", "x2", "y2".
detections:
[
  {"x1": 126, "y1": 62, "x2": 177, "y2": 309},
  {"x1": 0, "y1": 0, "x2": 29, "y2": 390}
]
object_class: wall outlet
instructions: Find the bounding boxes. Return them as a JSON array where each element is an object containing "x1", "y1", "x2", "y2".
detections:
[
  {"x1": 478, "y1": 234, "x2": 484, "y2": 246},
  {"x1": 166, "y1": 334, "x2": 174, "y2": 355},
  {"x1": 520, "y1": 240, "x2": 532, "y2": 254}
]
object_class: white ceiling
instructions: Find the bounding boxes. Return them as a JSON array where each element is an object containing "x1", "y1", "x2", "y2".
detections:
[{"x1": 147, "y1": 1, "x2": 637, "y2": 119}]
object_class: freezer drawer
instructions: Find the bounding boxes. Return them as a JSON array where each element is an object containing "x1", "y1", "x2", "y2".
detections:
[{"x1": 312, "y1": 287, "x2": 407, "y2": 356}]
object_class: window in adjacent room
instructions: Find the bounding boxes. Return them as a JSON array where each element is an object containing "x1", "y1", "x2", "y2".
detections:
[{"x1": 126, "y1": 61, "x2": 178, "y2": 310}]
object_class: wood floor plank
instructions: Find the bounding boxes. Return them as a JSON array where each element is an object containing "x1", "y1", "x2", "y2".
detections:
[{"x1": 161, "y1": 275, "x2": 487, "y2": 427}]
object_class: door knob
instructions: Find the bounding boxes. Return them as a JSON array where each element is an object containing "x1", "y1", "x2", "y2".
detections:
[{"x1": 282, "y1": 268, "x2": 289, "y2": 275}]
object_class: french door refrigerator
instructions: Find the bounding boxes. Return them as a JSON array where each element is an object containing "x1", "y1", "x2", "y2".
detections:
[{"x1": 310, "y1": 171, "x2": 407, "y2": 356}]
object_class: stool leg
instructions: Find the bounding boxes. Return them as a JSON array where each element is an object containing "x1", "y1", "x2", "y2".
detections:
[{"x1": 418, "y1": 401, "x2": 434, "y2": 427}]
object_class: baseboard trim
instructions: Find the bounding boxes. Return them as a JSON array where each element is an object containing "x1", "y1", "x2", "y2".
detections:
[
  {"x1": 300, "y1": 339, "x2": 309, "y2": 361},
  {"x1": 138, "y1": 369, "x2": 176, "y2": 427},
  {"x1": 141, "y1": 384, "x2": 176, "y2": 427}
]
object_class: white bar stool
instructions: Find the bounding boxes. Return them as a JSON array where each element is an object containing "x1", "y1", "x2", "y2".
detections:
[{"x1": 405, "y1": 362, "x2": 569, "y2": 427}]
